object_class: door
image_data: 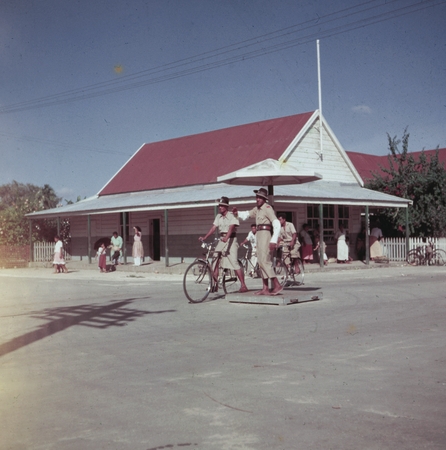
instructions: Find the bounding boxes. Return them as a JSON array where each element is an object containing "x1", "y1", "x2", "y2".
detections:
[{"x1": 151, "y1": 218, "x2": 161, "y2": 261}]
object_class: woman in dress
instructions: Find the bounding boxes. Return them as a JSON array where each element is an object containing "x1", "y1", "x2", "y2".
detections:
[
  {"x1": 370, "y1": 223, "x2": 384, "y2": 260},
  {"x1": 300, "y1": 223, "x2": 313, "y2": 264},
  {"x1": 335, "y1": 224, "x2": 350, "y2": 263},
  {"x1": 53, "y1": 235, "x2": 68, "y2": 273},
  {"x1": 132, "y1": 226, "x2": 144, "y2": 266},
  {"x1": 96, "y1": 242, "x2": 107, "y2": 272}
]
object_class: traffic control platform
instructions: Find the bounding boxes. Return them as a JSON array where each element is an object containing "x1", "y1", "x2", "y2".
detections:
[{"x1": 226, "y1": 286, "x2": 323, "y2": 306}]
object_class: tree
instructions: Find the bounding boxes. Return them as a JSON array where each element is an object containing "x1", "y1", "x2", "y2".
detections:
[
  {"x1": 366, "y1": 130, "x2": 446, "y2": 237},
  {"x1": 0, "y1": 181, "x2": 61, "y2": 245}
]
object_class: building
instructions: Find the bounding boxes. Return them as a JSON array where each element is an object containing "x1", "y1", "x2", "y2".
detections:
[
  {"x1": 348, "y1": 148, "x2": 446, "y2": 182},
  {"x1": 27, "y1": 110, "x2": 410, "y2": 263}
]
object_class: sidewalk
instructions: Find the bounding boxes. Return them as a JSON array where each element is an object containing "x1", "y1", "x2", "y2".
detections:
[{"x1": 28, "y1": 257, "x2": 402, "y2": 276}]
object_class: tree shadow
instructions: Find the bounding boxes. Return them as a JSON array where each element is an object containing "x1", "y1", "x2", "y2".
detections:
[{"x1": 0, "y1": 298, "x2": 176, "y2": 358}]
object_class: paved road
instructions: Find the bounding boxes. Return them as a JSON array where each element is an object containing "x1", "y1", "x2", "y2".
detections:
[{"x1": 0, "y1": 266, "x2": 445, "y2": 450}]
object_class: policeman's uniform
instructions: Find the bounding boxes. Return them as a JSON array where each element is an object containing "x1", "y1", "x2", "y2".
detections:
[
  {"x1": 238, "y1": 188, "x2": 280, "y2": 279},
  {"x1": 213, "y1": 208, "x2": 241, "y2": 271},
  {"x1": 280, "y1": 221, "x2": 301, "y2": 259}
]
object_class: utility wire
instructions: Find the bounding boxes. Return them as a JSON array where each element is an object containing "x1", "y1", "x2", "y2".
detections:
[
  {"x1": 0, "y1": 131, "x2": 130, "y2": 156},
  {"x1": 0, "y1": 0, "x2": 444, "y2": 114}
]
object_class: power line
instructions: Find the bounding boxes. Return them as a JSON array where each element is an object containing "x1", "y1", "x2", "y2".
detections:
[
  {"x1": 0, "y1": 131, "x2": 131, "y2": 156},
  {"x1": 0, "y1": 0, "x2": 444, "y2": 114}
]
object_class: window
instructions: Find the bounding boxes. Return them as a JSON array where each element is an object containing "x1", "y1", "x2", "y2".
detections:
[
  {"x1": 338, "y1": 205, "x2": 349, "y2": 229},
  {"x1": 306, "y1": 205, "x2": 319, "y2": 230},
  {"x1": 307, "y1": 204, "x2": 349, "y2": 244}
]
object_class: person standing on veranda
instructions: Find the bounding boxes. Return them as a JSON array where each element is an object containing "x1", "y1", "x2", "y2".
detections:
[
  {"x1": 132, "y1": 226, "x2": 144, "y2": 266},
  {"x1": 233, "y1": 188, "x2": 282, "y2": 296},
  {"x1": 110, "y1": 231, "x2": 123, "y2": 265},
  {"x1": 199, "y1": 196, "x2": 248, "y2": 293},
  {"x1": 370, "y1": 222, "x2": 384, "y2": 260},
  {"x1": 96, "y1": 242, "x2": 108, "y2": 272},
  {"x1": 335, "y1": 224, "x2": 350, "y2": 263},
  {"x1": 300, "y1": 223, "x2": 313, "y2": 264},
  {"x1": 52, "y1": 235, "x2": 68, "y2": 273}
]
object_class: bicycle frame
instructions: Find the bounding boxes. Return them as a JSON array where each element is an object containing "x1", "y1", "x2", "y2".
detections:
[
  {"x1": 183, "y1": 238, "x2": 244, "y2": 303},
  {"x1": 240, "y1": 245, "x2": 258, "y2": 276},
  {"x1": 274, "y1": 245, "x2": 304, "y2": 287}
]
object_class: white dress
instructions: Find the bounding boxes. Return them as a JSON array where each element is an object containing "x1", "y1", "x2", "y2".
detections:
[{"x1": 335, "y1": 230, "x2": 349, "y2": 261}]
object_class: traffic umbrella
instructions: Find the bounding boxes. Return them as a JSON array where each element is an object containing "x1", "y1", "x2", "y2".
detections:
[
  {"x1": 217, "y1": 158, "x2": 322, "y2": 205},
  {"x1": 94, "y1": 237, "x2": 111, "y2": 251}
]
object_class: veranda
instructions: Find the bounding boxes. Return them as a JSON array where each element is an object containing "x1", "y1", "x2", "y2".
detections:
[{"x1": 32, "y1": 238, "x2": 446, "y2": 264}]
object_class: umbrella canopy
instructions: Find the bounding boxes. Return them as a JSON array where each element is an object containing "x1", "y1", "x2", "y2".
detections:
[
  {"x1": 217, "y1": 158, "x2": 322, "y2": 187},
  {"x1": 94, "y1": 237, "x2": 111, "y2": 251}
]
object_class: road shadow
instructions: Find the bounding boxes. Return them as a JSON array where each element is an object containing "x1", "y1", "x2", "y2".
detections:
[
  {"x1": 0, "y1": 298, "x2": 176, "y2": 358},
  {"x1": 283, "y1": 285, "x2": 322, "y2": 292}
]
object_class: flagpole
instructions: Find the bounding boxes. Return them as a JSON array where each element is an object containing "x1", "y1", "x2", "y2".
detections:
[
  {"x1": 317, "y1": 39, "x2": 325, "y2": 269},
  {"x1": 317, "y1": 39, "x2": 323, "y2": 162}
]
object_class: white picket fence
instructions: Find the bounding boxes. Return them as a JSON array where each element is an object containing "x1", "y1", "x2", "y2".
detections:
[
  {"x1": 382, "y1": 237, "x2": 446, "y2": 261},
  {"x1": 33, "y1": 238, "x2": 446, "y2": 263},
  {"x1": 33, "y1": 241, "x2": 72, "y2": 262}
]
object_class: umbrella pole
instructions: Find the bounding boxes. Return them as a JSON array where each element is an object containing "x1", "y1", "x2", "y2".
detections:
[
  {"x1": 268, "y1": 184, "x2": 275, "y2": 290},
  {"x1": 268, "y1": 185, "x2": 274, "y2": 208}
]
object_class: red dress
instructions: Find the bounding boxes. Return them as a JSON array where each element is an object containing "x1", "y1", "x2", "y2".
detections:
[{"x1": 98, "y1": 248, "x2": 107, "y2": 271}]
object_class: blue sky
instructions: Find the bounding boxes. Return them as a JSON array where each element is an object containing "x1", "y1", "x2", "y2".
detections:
[{"x1": 1, "y1": 0, "x2": 445, "y2": 202}]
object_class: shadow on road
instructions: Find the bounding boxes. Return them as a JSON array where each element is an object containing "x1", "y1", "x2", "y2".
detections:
[{"x1": 0, "y1": 298, "x2": 176, "y2": 358}]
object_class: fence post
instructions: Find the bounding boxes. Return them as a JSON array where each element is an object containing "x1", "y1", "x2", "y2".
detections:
[
  {"x1": 319, "y1": 203, "x2": 324, "y2": 269},
  {"x1": 164, "y1": 209, "x2": 169, "y2": 267},
  {"x1": 123, "y1": 212, "x2": 127, "y2": 264},
  {"x1": 29, "y1": 220, "x2": 33, "y2": 263},
  {"x1": 365, "y1": 205, "x2": 370, "y2": 265},
  {"x1": 87, "y1": 215, "x2": 92, "y2": 264},
  {"x1": 405, "y1": 207, "x2": 409, "y2": 256}
]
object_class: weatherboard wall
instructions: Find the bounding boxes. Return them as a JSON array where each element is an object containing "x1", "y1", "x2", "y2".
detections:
[
  {"x1": 282, "y1": 119, "x2": 360, "y2": 184},
  {"x1": 67, "y1": 203, "x2": 366, "y2": 262}
]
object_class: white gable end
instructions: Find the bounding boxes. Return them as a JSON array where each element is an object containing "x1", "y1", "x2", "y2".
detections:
[{"x1": 279, "y1": 112, "x2": 364, "y2": 186}]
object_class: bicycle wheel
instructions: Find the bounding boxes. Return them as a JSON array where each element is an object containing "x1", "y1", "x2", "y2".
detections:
[
  {"x1": 406, "y1": 249, "x2": 420, "y2": 266},
  {"x1": 183, "y1": 261, "x2": 212, "y2": 303},
  {"x1": 432, "y1": 249, "x2": 446, "y2": 266},
  {"x1": 274, "y1": 258, "x2": 289, "y2": 287},
  {"x1": 289, "y1": 258, "x2": 304, "y2": 286},
  {"x1": 222, "y1": 268, "x2": 241, "y2": 295}
]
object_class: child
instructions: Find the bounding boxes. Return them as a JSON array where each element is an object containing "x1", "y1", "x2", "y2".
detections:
[
  {"x1": 96, "y1": 242, "x2": 107, "y2": 273},
  {"x1": 425, "y1": 241, "x2": 433, "y2": 265}
]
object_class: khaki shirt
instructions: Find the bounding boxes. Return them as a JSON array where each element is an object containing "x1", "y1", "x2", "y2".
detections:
[
  {"x1": 213, "y1": 212, "x2": 239, "y2": 233},
  {"x1": 280, "y1": 222, "x2": 297, "y2": 244},
  {"x1": 247, "y1": 203, "x2": 277, "y2": 225}
]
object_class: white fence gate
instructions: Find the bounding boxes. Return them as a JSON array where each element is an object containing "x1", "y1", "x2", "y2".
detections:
[
  {"x1": 382, "y1": 237, "x2": 446, "y2": 262},
  {"x1": 33, "y1": 242, "x2": 72, "y2": 262}
]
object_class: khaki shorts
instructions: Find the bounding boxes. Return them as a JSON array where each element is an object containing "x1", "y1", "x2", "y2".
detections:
[
  {"x1": 214, "y1": 238, "x2": 241, "y2": 270},
  {"x1": 282, "y1": 242, "x2": 300, "y2": 259}
]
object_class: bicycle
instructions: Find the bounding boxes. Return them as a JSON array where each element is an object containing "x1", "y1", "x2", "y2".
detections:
[
  {"x1": 273, "y1": 244, "x2": 304, "y2": 287},
  {"x1": 406, "y1": 243, "x2": 446, "y2": 266},
  {"x1": 239, "y1": 245, "x2": 261, "y2": 278},
  {"x1": 183, "y1": 239, "x2": 241, "y2": 303}
]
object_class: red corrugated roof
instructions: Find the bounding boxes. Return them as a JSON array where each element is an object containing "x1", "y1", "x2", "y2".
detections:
[
  {"x1": 99, "y1": 112, "x2": 314, "y2": 195},
  {"x1": 347, "y1": 148, "x2": 446, "y2": 181}
]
